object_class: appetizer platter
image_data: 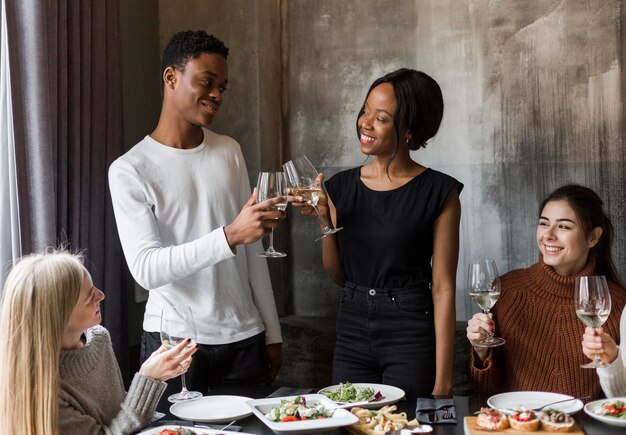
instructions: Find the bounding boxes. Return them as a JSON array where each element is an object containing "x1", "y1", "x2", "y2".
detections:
[
  {"x1": 464, "y1": 407, "x2": 582, "y2": 434},
  {"x1": 348, "y1": 404, "x2": 433, "y2": 434},
  {"x1": 583, "y1": 398, "x2": 626, "y2": 428},
  {"x1": 246, "y1": 394, "x2": 359, "y2": 434}
]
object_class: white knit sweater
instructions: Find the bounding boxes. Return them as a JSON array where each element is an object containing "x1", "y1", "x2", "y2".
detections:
[
  {"x1": 597, "y1": 307, "x2": 626, "y2": 397},
  {"x1": 108, "y1": 128, "x2": 282, "y2": 345},
  {"x1": 59, "y1": 326, "x2": 166, "y2": 434}
]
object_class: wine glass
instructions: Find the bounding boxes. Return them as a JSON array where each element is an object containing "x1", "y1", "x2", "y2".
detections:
[
  {"x1": 283, "y1": 155, "x2": 342, "y2": 241},
  {"x1": 160, "y1": 305, "x2": 202, "y2": 402},
  {"x1": 467, "y1": 259, "x2": 506, "y2": 347},
  {"x1": 257, "y1": 171, "x2": 288, "y2": 258},
  {"x1": 575, "y1": 275, "x2": 611, "y2": 368}
]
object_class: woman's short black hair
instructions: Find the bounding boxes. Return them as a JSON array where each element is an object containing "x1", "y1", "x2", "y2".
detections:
[
  {"x1": 356, "y1": 68, "x2": 444, "y2": 173},
  {"x1": 160, "y1": 30, "x2": 229, "y2": 89}
]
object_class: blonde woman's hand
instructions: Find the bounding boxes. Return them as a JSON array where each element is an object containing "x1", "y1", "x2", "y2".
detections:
[
  {"x1": 581, "y1": 326, "x2": 618, "y2": 364},
  {"x1": 139, "y1": 339, "x2": 198, "y2": 382},
  {"x1": 466, "y1": 312, "x2": 494, "y2": 362}
]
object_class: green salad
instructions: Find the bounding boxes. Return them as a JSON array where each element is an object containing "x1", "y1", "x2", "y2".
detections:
[
  {"x1": 265, "y1": 395, "x2": 332, "y2": 422},
  {"x1": 322, "y1": 382, "x2": 382, "y2": 403}
]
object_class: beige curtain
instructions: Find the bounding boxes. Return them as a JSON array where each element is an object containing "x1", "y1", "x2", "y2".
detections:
[{"x1": 4, "y1": 0, "x2": 128, "y2": 379}]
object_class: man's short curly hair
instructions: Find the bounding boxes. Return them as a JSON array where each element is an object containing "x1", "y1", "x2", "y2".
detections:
[{"x1": 161, "y1": 30, "x2": 229, "y2": 88}]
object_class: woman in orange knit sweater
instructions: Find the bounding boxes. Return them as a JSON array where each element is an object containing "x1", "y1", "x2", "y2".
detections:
[{"x1": 466, "y1": 184, "x2": 626, "y2": 399}]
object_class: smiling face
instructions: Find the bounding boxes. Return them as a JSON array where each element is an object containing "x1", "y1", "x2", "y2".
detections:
[
  {"x1": 64, "y1": 270, "x2": 105, "y2": 339},
  {"x1": 536, "y1": 200, "x2": 602, "y2": 276},
  {"x1": 357, "y1": 83, "x2": 399, "y2": 156},
  {"x1": 165, "y1": 52, "x2": 229, "y2": 127}
]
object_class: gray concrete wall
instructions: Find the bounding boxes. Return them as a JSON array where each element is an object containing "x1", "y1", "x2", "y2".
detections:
[{"x1": 129, "y1": 0, "x2": 626, "y2": 325}]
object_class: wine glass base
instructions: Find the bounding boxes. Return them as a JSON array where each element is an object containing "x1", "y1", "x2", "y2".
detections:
[
  {"x1": 314, "y1": 227, "x2": 343, "y2": 241},
  {"x1": 580, "y1": 361, "x2": 609, "y2": 369},
  {"x1": 168, "y1": 390, "x2": 203, "y2": 403},
  {"x1": 472, "y1": 337, "x2": 506, "y2": 348},
  {"x1": 257, "y1": 251, "x2": 287, "y2": 258}
]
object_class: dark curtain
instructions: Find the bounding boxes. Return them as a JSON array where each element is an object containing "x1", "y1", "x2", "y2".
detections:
[{"x1": 5, "y1": 0, "x2": 128, "y2": 380}]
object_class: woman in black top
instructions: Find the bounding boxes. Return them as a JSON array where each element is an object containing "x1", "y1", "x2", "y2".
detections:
[{"x1": 294, "y1": 69, "x2": 462, "y2": 396}]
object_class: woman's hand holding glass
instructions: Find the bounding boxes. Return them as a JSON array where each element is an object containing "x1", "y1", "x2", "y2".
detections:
[
  {"x1": 575, "y1": 275, "x2": 611, "y2": 368},
  {"x1": 581, "y1": 326, "x2": 618, "y2": 365},
  {"x1": 140, "y1": 338, "x2": 197, "y2": 382},
  {"x1": 283, "y1": 155, "x2": 342, "y2": 241},
  {"x1": 466, "y1": 312, "x2": 496, "y2": 362}
]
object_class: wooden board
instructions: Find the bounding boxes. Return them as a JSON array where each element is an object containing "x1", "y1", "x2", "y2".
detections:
[{"x1": 464, "y1": 417, "x2": 583, "y2": 434}]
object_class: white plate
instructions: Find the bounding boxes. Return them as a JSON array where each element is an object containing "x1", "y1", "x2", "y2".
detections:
[
  {"x1": 246, "y1": 394, "x2": 359, "y2": 434},
  {"x1": 136, "y1": 424, "x2": 254, "y2": 434},
  {"x1": 487, "y1": 391, "x2": 583, "y2": 415},
  {"x1": 317, "y1": 383, "x2": 405, "y2": 408},
  {"x1": 584, "y1": 397, "x2": 626, "y2": 428},
  {"x1": 170, "y1": 395, "x2": 253, "y2": 423}
]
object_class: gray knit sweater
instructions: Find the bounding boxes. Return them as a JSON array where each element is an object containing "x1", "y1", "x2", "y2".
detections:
[{"x1": 59, "y1": 326, "x2": 166, "y2": 434}]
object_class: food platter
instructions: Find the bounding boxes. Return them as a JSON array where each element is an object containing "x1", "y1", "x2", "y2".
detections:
[
  {"x1": 318, "y1": 383, "x2": 405, "y2": 408},
  {"x1": 584, "y1": 397, "x2": 626, "y2": 428},
  {"x1": 246, "y1": 394, "x2": 359, "y2": 434}
]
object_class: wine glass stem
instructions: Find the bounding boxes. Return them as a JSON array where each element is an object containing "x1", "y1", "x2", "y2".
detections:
[
  {"x1": 594, "y1": 328, "x2": 602, "y2": 364},
  {"x1": 267, "y1": 229, "x2": 276, "y2": 253},
  {"x1": 312, "y1": 204, "x2": 331, "y2": 232},
  {"x1": 482, "y1": 309, "x2": 495, "y2": 342},
  {"x1": 180, "y1": 373, "x2": 190, "y2": 393}
]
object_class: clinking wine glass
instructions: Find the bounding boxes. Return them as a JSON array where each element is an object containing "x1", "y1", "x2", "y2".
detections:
[
  {"x1": 160, "y1": 305, "x2": 202, "y2": 402},
  {"x1": 575, "y1": 275, "x2": 611, "y2": 368},
  {"x1": 257, "y1": 171, "x2": 288, "y2": 258},
  {"x1": 468, "y1": 259, "x2": 506, "y2": 347},
  {"x1": 283, "y1": 155, "x2": 342, "y2": 241}
]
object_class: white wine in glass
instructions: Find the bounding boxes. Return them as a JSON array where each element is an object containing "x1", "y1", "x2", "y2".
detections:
[
  {"x1": 468, "y1": 259, "x2": 505, "y2": 347},
  {"x1": 283, "y1": 155, "x2": 342, "y2": 241},
  {"x1": 257, "y1": 171, "x2": 287, "y2": 258},
  {"x1": 160, "y1": 305, "x2": 203, "y2": 402},
  {"x1": 575, "y1": 275, "x2": 611, "y2": 368}
]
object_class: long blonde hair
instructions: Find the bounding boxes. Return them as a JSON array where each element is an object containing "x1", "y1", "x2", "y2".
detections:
[{"x1": 0, "y1": 250, "x2": 84, "y2": 435}]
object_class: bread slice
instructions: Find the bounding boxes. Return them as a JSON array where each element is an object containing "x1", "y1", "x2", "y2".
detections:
[
  {"x1": 540, "y1": 409, "x2": 575, "y2": 432},
  {"x1": 508, "y1": 409, "x2": 540, "y2": 432},
  {"x1": 476, "y1": 407, "x2": 509, "y2": 431}
]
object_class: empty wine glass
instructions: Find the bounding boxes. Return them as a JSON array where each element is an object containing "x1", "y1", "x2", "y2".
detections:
[
  {"x1": 257, "y1": 171, "x2": 287, "y2": 258},
  {"x1": 160, "y1": 305, "x2": 202, "y2": 402},
  {"x1": 467, "y1": 259, "x2": 506, "y2": 347},
  {"x1": 575, "y1": 275, "x2": 611, "y2": 368},
  {"x1": 283, "y1": 155, "x2": 342, "y2": 241}
]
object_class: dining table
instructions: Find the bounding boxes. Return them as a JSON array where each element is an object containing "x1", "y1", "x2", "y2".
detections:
[{"x1": 147, "y1": 384, "x2": 625, "y2": 435}]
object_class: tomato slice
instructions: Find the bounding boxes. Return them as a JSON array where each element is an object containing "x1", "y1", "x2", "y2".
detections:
[{"x1": 281, "y1": 416, "x2": 298, "y2": 422}]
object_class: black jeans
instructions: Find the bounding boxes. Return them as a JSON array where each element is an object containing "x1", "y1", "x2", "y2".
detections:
[
  {"x1": 141, "y1": 331, "x2": 270, "y2": 413},
  {"x1": 332, "y1": 282, "x2": 436, "y2": 398}
]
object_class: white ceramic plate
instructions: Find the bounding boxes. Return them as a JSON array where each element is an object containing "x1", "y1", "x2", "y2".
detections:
[
  {"x1": 169, "y1": 395, "x2": 253, "y2": 423},
  {"x1": 317, "y1": 383, "x2": 405, "y2": 408},
  {"x1": 584, "y1": 397, "x2": 626, "y2": 428},
  {"x1": 136, "y1": 424, "x2": 253, "y2": 434},
  {"x1": 487, "y1": 391, "x2": 583, "y2": 415},
  {"x1": 246, "y1": 394, "x2": 359, "y2": 434}
]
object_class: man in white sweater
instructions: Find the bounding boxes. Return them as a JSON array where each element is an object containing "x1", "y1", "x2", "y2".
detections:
[{"x1": 109, "y1": 30, "x2": 284, "y2": 408}]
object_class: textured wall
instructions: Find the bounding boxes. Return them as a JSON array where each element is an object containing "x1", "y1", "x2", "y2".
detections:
[
  {"x1": 152, "y1": 0, "x2": 626, "y2": 322},
  {"x1": 286, "y1": 0, "x2": 626, "y2": 320}
]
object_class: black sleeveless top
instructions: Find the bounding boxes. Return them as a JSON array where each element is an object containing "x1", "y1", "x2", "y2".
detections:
[{"x1": 326, "y1": 167, "x2": 463, "y2": 289}]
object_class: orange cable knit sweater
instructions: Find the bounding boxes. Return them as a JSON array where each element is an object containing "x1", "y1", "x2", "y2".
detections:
[{"x1": 468, "y1": 257, "x2": 626, "y2": 399}]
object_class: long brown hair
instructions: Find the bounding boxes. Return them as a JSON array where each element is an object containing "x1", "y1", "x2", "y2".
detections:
[{"x1": 539, "y1": 184, "x2": 624, "y2": 288}]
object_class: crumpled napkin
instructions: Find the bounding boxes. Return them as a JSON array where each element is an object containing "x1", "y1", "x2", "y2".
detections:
[{"x1": 415, "y1": 398, "x2": 456, "y2": 424}]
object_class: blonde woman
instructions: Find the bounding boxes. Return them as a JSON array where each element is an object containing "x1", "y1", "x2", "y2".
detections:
[{"x1": 0, "y1": 250, "x2": 197, "y2": 434}]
